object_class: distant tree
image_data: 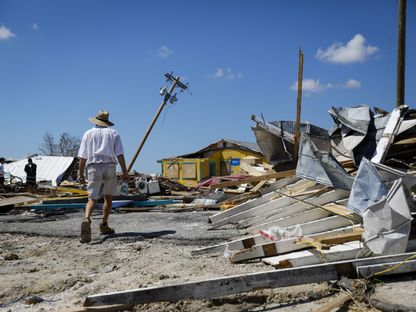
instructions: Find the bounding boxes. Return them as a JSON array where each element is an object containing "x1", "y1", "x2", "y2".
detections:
[
  {"x1": 39, "y1": 131, "x2": 81, "y2": 157},
  {"x1": 57, "y1": 132, "x2": 81, "y2": 157},
  {"x1": 39, "y1": 131, "x2": 57, "y2": 156}
]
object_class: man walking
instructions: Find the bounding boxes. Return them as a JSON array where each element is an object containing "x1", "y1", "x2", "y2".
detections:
[{"x1": 78, "y1": 110, "x2": 129, "y2": 243}]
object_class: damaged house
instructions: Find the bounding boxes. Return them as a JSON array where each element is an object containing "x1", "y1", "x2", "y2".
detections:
[{"x1": 158, "y1": 138, "x2": 266, "y2": 186}]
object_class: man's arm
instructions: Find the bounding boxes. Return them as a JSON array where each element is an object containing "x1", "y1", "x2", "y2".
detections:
[
  {"x1": 117, "y1": 154, "x2": 129, "y2": 182},
  {"x1": 79, "y1": 158, "x2": 87, "y2": 185}
]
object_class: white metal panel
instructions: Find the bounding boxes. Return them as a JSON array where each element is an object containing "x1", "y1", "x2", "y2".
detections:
[{"x1": 4, "y1": 156, "x2": 75, "y2": 186}]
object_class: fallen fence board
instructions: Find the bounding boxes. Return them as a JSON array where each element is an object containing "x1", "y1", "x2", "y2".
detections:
[
  {"x1": 238, "y1": 190, "x2": 347, "y2": 229},
  {"x1": 247, "y1": 207, "x2": 335, "y2": 233},
  {"x1": 84, "y1": 252, "x2": 416, "y2": 307},
  {"x1": 356, "y1": 259, "x2": 416, "y2": 277},
  {"x1": 208, "y1": 177, "x2": 306, "y2": 225},
  {"x1": 230, "y1": 226, "x2": 362, "y2": 264},
  {"x1": 371, "y1": 107, "x2": 403, "y2": 164},
  {"x1": 314, "y1": 293, "x2": 351, "y2": 312},
  {"x1": 192, "y1": 216, "x2": 359, "y2": 256},
  {"x1": 246, "y1": 191, "x2": 350, "y2": 233},
  {"x1": 209, "y1": 170, "x2": 296, "y2": 189},
  {"x1": 0, "y1": 196, "x2": 38, "y2": 207},
  {"x1": 273, "y1": 242, "x2": 363, "y2": 268},
  {"x1": 27, "y1": 200, "x2": 134, "y2": 210}
]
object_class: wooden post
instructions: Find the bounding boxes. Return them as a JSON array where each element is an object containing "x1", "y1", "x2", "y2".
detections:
[
  {"x1": 396, "y1": 0, "x2": 406, "y2": 107},
  {"x1": 294, "y1": 49, "x2": 304, "y2": 160}
]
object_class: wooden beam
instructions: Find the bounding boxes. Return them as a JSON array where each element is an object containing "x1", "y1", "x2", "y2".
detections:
[
  {"x1": 314, "y1": 293, "x2": 351, "y2": 312},
  {"x1": 209, "y1": 170, "x2": 295, "y2": 189},
  {"x1": 208, "y1": 176, "x2": 300, "y2": 224},
  {"x1": 192, "y1": 216, "x2": 359, "y2": 256},
  {"x1": 231, "y1": 226, "x2": 362, "y2": 264},
  {"x1": 84, "y1": 252, "x2": 416, "y2": 307},
  {"x1": 247, "y1": 193, "x2": 354, "y2": 233},
  {"x1": 371, "y1": 107, "x2": 404, "y2": 163},
  {"x1": 237, "y1": 190, "x2": 346, "y2": 230},
  {"x1": 0, "y1": 196, "x2": 38, "y2": 207},
  {"x1": 249, "y1": 180, "x2": 268, "y2": 193},
  {"x1": 317, "y1": 230, "x2": 363, "y2": 245},
  {"x1": 273, "y1": 242, "x2": 363, "y2": 269},
  {"x1": 210, "y1": 183, "x2": 325, "y2": 229},
  {"x1": 65, "y1": 304, "x2": 135, "y2": 312},
  {"x1": 356, "y1": 259, "x2": 416, "y2": 278}
]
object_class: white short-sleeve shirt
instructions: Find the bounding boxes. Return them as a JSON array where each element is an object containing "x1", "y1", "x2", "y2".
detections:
[{"x1": 78, "y1": 126, "x2": 124, "y2": 165}]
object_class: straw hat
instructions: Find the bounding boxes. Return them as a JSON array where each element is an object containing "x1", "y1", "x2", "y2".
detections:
[{"x1": 88, "y1": 110, "x2": 114, "y2": 127}]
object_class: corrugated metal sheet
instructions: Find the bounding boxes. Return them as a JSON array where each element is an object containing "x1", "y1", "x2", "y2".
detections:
[{"x1": 4, "y1": 156, "x2": 75, "y2": 186}]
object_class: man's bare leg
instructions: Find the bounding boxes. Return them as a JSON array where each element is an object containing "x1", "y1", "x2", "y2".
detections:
[
  {"x1": 81, "y1": 199, "x2": 96, "y2": 243},
  {"x1": 100, "y1": 195, "x2": 115, "y2": 234}
]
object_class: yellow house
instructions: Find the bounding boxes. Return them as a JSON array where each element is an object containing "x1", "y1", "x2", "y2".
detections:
[{"x1": 158, "y1": 139, "x2": 265, "y2": 186}]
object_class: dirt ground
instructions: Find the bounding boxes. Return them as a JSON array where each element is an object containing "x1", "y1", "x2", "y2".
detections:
[{"x1": 0, "y1": 209, "x2": 415, "y2": 311}]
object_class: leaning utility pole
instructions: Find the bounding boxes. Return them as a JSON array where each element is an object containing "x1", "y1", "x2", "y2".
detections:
[
  {"x1": 294, "y1": 49, "x2": 304, "y2": 161},
  {"x1": 396, "y1": 0, "x2": 406, "y2": 107},
  {"x1": 127, "y1": 73, "x2": 189, "y2": 172}
]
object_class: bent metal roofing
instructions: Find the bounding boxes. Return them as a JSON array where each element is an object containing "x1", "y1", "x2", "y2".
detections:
[{"x1": 4, "y1": 155, "x2": 75, "y2": 186}]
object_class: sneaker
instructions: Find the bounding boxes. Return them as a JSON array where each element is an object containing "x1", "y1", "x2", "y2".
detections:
[
  {"x1": 100, "y1": 222, "x2": 115, "y2": 235},
  {"x1": 80, "y1": 218, "x2": 91, "y2": 243}
]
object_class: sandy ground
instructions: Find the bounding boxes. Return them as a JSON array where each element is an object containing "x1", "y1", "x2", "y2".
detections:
[{"x1": 0, "y1": 209, "x2": 415, "y2": 311}]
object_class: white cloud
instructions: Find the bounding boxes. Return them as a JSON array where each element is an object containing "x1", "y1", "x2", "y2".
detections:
[
  {"x1": 316, "y1": 34, "x2": 378, "y2": 64},
  {"x1": 32, "y1": 23, "x2": 39, "y2": 30},
  {"x1": 208, "y1": 67, "x2": 243, "y2": 80},
  {"x1": 291, "y1": 79, "x2": 324, "y2": 93},
  {"x1": 291, "y1": 78, "x2": 361, "y2": 94},
  {"x1": 0, "y1": 25, "x2": 15, "y2": 41},
  {"x1": 157, "y1": 45, "x2": 174, "y2": 58},
  {"x1": 343, "y1": 79, "x2": 361, "y2": 89}
]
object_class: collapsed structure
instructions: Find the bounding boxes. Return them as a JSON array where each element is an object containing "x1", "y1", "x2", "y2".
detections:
[
  {"x1": 2, "y1": 105, "x2": 416, "y2": 310},
  {"x1": 78, "y1": 104, "x2": 416, "y2": 309}
]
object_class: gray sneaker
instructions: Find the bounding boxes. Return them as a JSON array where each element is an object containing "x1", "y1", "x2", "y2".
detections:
[
  {"x1": 80, "y1": 218, "x2": 91, "y2": 243},
  {"x1": 100, "y1": 222, "x2": 115, "y2": 235}
]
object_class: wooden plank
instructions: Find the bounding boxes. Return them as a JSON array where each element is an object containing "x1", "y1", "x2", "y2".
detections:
[
  {"x1": 296, "y1": 237, "x2": 330, "y2": 251},
  {"x1": 371, "y1": 107, "x2": 404, "y2": 163},
  {"x1": 65, "y1": 304, "x2": 135, "y2": 312},
  {"x1": 247, "y1": 207, "x2": 333, "y2": 234},
  {"x1": 247, "y1": 192, "x2": 353, "y2": 233},
  {"x1": 237, "y1": 190, "x2": 347, "y2": 229},
  {"x1": 0, "y1": 196, "x2": 38, "y2": 207},
  {"x1": 274, "y1": 242, "x2": 363, "y2": 268},
  {"x1": 208, "y1": 176, "x2": 302, "y2": 224},
  {"x1": 314, "y1": 293, "x2": 351, "y2": 312},
  {"x1": 249, "y1": 180, "x2": 267, "y2": 192},
  {"x1": 209, "y1": 170, "x2": 295, "y2": 189},
  {"x1": 317, "y1": 230, "x2": 363, "y2": 245},
  {"x1": 210, "y1": 183, "x2": 328, "y2": 229},
  {"x1": 84, "y1": 252, "x2": 416, "y2": 307},
  {"x1": 229, "y1": 225, "x2": 361, "y2": 263},
  {"x1": 356, "y1": 259, "x2": 416, "y2": 278},
  {"x1": 192, "y1": 216, "x2": 359, "y2": 256}
]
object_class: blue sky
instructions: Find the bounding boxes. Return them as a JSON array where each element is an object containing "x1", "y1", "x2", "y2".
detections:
[{"x1": 1, "y1": 0, "x2": 415, "y2": 173}]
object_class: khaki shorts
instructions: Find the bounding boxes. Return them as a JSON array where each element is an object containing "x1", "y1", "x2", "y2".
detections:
[{"x1": 87, "y1": 163, "x2": 118, "y2": 200}]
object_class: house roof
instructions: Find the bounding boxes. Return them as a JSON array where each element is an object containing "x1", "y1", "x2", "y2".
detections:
[
  {"x1": 160, "y1": 138, "x2": 263, "y2": 160},
  {"x1": 4, "y1": 155, "x2": 76, "y2": 186}
]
